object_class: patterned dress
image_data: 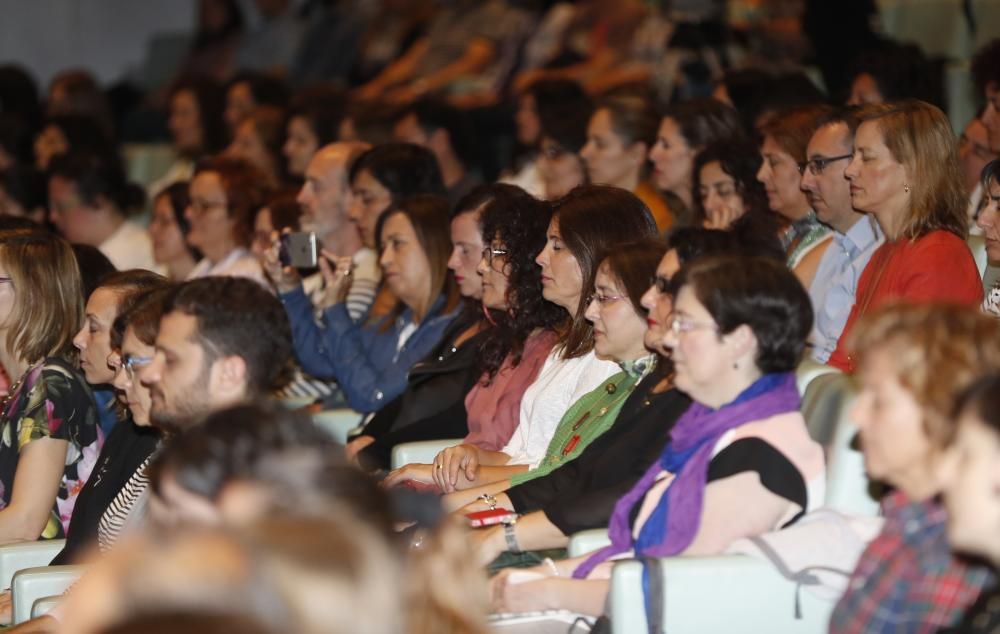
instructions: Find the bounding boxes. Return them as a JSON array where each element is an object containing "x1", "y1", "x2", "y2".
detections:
[{"x1": 0, "y1": 357, "x2": 102, "y2": 539}]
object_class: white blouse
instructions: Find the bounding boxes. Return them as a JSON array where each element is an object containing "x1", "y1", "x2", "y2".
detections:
[{"x1": 501, "y1": 348, "x2": 619, "y2": 469}]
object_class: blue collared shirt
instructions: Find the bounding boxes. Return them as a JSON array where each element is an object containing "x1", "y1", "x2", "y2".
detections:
[{"x1": 808, "y1": 215, "x2": 884, "y2": 362}]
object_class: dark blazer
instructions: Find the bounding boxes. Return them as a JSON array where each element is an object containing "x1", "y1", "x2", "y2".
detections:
[{"x1": 359, "y1": 313, "x2": 489, "y2": 470}]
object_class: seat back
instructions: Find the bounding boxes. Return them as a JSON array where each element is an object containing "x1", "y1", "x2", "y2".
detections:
[{"x1": 802, "y1": 373, "x2": 880, "y2": 517}]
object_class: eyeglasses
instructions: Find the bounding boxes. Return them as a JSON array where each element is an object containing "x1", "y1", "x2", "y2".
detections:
[
  {"x1": 666, "y1": 313, "x2": 718, "y2": 336},
  {"x1": 587, "y1": 293, "x2": 625, "y2": 306},
  {"x1": 798, "y1": 154, "x2": 853, "y2": 175},
  {"x1": 481, "y1": 246, "x2": 508, "y2": 271},
  {"x1": 121, "y1": 354, "x2": 154, "y2": 381}
]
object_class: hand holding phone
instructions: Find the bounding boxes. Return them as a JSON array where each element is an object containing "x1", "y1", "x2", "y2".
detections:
[{"x1": 279, "y1": 232, "x2": 319, "y2": 269}]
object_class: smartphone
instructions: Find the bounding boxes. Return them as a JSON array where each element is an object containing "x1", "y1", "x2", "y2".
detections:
[
  {"x1": 466, "y1": 508, "x2": 518, "y2": 528},
  {"x1": 279, "y1": 232, "x2": 318, "y2": 269}
]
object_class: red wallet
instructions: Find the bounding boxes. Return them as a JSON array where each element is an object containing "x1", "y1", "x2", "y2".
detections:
[{"x1": 466, "y1": 508, "x2": 518, "y2": 528}]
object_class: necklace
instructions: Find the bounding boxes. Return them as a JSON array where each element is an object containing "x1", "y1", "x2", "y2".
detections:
[{"x1": 0, "y1": 361, "x2": 42, "y2": 418}]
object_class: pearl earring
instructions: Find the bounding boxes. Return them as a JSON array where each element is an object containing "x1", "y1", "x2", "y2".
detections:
[{"x1": 904, "y1": 183, "x2": 910, "y2": 194}]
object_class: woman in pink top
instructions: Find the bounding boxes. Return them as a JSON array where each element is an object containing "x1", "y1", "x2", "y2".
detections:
[{"x1": 361, "y1": 184, "x2": 563, "y2": 473}]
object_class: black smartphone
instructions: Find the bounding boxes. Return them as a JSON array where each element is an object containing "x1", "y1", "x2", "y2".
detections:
[{"x1": 279, "y1": 232, "x2": 318, "y2": 268}]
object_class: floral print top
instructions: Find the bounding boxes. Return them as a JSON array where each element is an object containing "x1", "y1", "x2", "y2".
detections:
[{"x1": 0, "y1": 358, "x2": 102, "y2": 539}]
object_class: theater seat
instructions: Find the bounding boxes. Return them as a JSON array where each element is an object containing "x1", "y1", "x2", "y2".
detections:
[
  {"x1": 311, "y1": 409, "x2": 364, "y2": 444},
  {"x1": 0, "y1": 540, "x2": 66, "y2": 589},
  {"x1": 31, "y1": 595, "x2": 60, "y2": 619},
  {"x1": 11, "y1": 565, "x2": 83, "y2": 624},
  {"x1": 602, "y1": 369, "x2": 877, "y2": 633}
]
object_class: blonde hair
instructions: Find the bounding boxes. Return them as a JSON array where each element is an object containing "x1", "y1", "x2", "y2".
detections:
[
  {"x1": 847, "y1": 303, "x2": 1000, "y2": 447},
  {"x1": 0, "y1": 230, "x2": 83, "y2": 363},
  {"x1": 856, "y1": 100, "x2": 968, "y2": 240}
]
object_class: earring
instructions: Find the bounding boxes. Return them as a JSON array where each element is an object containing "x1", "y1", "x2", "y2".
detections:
[{"x1": 904, "y1": 183, "x2": 911, "y2": 194}]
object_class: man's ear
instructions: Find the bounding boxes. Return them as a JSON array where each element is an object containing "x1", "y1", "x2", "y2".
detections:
[{"x1": 210, "y1": 354, "x2": 249, "y2": 399}]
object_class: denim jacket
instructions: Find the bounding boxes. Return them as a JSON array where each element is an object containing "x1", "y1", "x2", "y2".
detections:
[{"x1": 280, "y1": 287, "x2": 458, "y2": 413}]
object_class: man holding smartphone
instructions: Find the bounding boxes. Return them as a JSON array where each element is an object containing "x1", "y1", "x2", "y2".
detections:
[{"x1": 263, "y1": 142, "x2": 381, "y2": 405}]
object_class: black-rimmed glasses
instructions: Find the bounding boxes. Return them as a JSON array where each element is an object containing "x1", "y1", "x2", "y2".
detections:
[{"x1": 798, "y1": 154, "x2": 853, "y2": 176}]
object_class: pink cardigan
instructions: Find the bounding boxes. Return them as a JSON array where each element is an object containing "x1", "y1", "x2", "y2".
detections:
[{"x1": 462, "y1": 330, "x2": 559, "y2": 451}]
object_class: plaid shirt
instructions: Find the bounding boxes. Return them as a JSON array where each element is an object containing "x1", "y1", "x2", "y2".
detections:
[{"x1": 830, "y1": 491, "x2": 995, "y2": 634}]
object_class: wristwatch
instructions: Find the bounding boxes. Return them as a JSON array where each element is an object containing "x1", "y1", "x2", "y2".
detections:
[{"x1": 503, "y1": 516, "x2": 521, "y2": 553}]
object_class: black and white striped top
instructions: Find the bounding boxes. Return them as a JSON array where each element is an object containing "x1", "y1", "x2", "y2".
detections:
[{"x1": 97, "y1": 452, "x2": 157, "y2": 552}]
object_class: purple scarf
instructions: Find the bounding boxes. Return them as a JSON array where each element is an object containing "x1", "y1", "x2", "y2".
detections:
[{"x1": 572, "y1": 372, "x2": 799, "y2": 578}]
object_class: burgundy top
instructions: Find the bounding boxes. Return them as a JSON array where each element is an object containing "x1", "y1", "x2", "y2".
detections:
[{"x1": 463, "y1": 330, "x2": 559, "y2": 451}]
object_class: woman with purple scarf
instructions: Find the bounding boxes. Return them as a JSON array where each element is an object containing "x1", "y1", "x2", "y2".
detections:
[{"x1": 490, "y1": 255, "x2": 826, "y2": 618}]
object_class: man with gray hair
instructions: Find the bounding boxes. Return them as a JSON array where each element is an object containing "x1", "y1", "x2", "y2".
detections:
[{"x1": 264, "y1": 142, "x2": 380, "y2": 403}]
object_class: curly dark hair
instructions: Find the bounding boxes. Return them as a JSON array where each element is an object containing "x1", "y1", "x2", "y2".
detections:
[
  {"x1": 475, "y1": 184, "x2": 563, "y2": 382},
  {"x1": 692, "y1": 140, "x2": 769, "y2": 228}
]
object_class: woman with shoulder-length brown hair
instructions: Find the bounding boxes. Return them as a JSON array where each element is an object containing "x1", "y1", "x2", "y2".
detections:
[
  {"x1": 0, "y1": 230, "x2": 102, "y2": 542},
  {"x1": 185, "y1": 155, "x2": 270, "y2": 287},
  {"x1": 828, "y1": 100, "x2": 983, "y2": 371},
  {"x1": 281, "y1": 194, "x2": 462, "y2": 414},
  {"x1": 428, "y1": 185, "x2": 659, "y2": 492}
]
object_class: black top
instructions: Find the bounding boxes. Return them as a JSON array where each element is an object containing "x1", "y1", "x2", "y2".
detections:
[
  {"x1": 359, "y1": 313, "x2": 489, "y2": 471},
  {"x1": 627, "y1": 437, "x2": 809, "y2": 530},
  {"x1": 51, "y1": 417, "x2": 161, "y2": 565},
  {"x1": 505, "y1": 363, "x2": 691, "y2": 535}
]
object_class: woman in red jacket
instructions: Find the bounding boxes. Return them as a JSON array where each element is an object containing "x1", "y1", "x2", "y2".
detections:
[{"x1": 828, "y1": 100, "x2": 982, "y2": 371}]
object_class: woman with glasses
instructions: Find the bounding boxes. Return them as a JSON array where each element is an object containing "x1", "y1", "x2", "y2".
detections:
[
  {"x1": 827, "y1": 100, "x2": 984, "y2": 371},
  {"x1": 456, "y1": 228, "x2": 784, "y2": 567},
  {"x1": 184, "y1": 155, "x2": 270, "y2": 287},
  {"x1": 756, "y1": 104, "x2": 835, "y2": 286},
  {"x1": 53, "y1": 281, "x2": 170, "y2": 564},
  {"x1": 0, "y1": 230, "x2": 102, "y2": 543},
  {"x1": 411, "y1": 186, "x2": 658, "y2": 494},
  {"x1": 349, "y1": 184, "x2": 560, "y2": 470},
  {"x1": 490, "y1": 255, "x2": 824, "y2": 619}
]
